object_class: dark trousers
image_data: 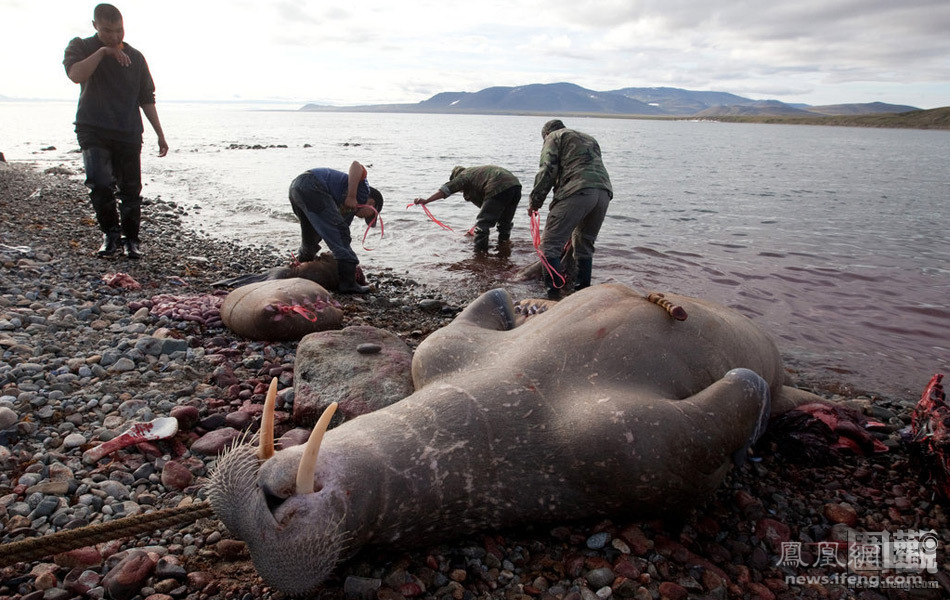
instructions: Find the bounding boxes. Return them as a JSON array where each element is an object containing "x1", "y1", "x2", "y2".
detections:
[
  {"x1": 288, "y1": 172, "x2": 359, "y2": 263},
  {"x1": 540, "y1": 188, "x2": 610, "y2": 261},
  {"x1": 78, "y1": 131, "x2": 143, "y2": 240},
  {"x1": 474, "y1": 185, "x2": 522, "y2": 241}
]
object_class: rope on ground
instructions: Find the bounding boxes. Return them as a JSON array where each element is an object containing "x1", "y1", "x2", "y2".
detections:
[{"x1": 0, "y1": 501, "x2": 214, "y2": 568}]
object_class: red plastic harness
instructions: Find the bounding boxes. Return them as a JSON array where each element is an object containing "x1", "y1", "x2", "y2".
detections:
[
  {"x1": 407, "y1": 202, "x2": 455, "y2": 232},
  {"x1": 272, "y1": 302, "x2": 319, "y2": 322},
  {"x1": 360, "y1": 205, "x2": 384, "y2": 251},
  {"x1": 529, "y1": 210, "x2": 565, "y2": 288}
]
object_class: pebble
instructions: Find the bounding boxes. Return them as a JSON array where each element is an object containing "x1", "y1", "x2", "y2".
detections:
[
  {"x1": 586, "y1": 531, "x2": 610, "y2": 549},
  {"x1": 101, "y1": 550, "x2": 156, "y2": 600},
  {"x1": 190, "y1": 427, "x2": 241, "y2": 455},
  {"x1": 160, "y1": 461, "x2": 194, "y2": 491},
  {"x1": 62, "y1": 432, "x2": 86, "y2": 448},
  {"x1": 0, "y1": 405, "x2": 18, "y2": 429}
]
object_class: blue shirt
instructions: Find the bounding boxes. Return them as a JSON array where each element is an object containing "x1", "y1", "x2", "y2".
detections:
[{"x1": 307, "y1": 168, "x2": 370, "y2": 207}]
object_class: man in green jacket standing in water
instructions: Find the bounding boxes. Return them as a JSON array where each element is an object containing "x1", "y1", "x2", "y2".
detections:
[
  {"x1": 529, "y1": 119, "x2": 612, "y2": 299},
  {"x1": 413, "y1": 165, "x2": 522, "y2": 253}
]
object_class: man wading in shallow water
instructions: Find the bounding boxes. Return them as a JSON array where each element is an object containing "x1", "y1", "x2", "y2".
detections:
[
  {"x1": 64, "y1": 3, "x2": 169, "y2": 259},
  {"x1": 412, "y1": 165, "x2": 522, "y2": 253},
  {"x1": 529, "y1": 119, "x2": 612, "y2": 299}
]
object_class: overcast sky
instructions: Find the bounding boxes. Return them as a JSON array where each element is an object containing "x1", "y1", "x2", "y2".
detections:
[{"x1": 2, "y1": 0, "x2": 949, "y2": 108}]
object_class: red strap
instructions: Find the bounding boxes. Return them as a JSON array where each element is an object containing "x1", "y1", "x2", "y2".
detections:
[
  {"x1": 407, "y1": 202, "x2": 454, "y2": 232},
  {"x1": 530, "y1": 210, "x2": 565, "y2": 288},
  {"x1": 360, "y1": 205, "x2": 384, "y2": 251},
  {"x1": 273, "y1": 302, "x2": 319, "y2": 322}
]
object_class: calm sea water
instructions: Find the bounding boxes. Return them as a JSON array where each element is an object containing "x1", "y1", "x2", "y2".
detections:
[{"x1": 3, "y1": 101, "x2": 948, "y2": 400}]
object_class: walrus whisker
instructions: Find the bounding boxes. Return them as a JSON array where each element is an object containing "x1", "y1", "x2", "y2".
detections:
[
  {"x1": 257, "y1": 378, "x2": 278, "y2": 460},
  {"x1": 295, "y1": 402, "x2": 338, "y2": 495}
]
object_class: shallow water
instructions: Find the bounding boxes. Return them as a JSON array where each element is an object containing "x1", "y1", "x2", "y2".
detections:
[{"x1": 3, "y1": 101, "x2": 948, "y2": 399}]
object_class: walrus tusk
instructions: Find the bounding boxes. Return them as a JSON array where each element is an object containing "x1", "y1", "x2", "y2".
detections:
[
  {"x1": 257, "y1": 378, "x2": 278, "y2": 460},
  {"x1": 647, "y1": 292, "x2": 688, "y2": 321},
  {"x1": 295, "y1": 402, "x2": 338, "y2": 495}
]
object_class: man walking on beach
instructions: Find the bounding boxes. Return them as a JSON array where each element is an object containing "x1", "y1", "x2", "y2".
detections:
[
  {"x1": 529, "y1": 119, "x2": 612, "y2": 299},
  {"x1": 64, "y1": 3, "x2": 168, "y2": 259},
  {"x1": 413, "y1": 165, "x2": 522, "y2": 253}
]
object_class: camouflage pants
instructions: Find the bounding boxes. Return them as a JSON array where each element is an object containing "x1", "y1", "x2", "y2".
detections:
[{"x1": 540, "y1": 188, "x2": 610, "y2": 261}]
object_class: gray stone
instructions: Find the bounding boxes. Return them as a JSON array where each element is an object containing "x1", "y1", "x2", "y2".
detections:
[
  {"x1": 0, "y1": 405, "x2": 17, "y2": 429},
  {"x1": 97, "y1": 480, "x2": 131, "y2": 501},
  {"x1": 293, "y1": 326, "x2": 413, "y2": 426},
  {"x1": 63, "y1": 432, "x2": 86, "y2": 448},
  {"x1": 112, "y1": 357, "x2": 136, "y2": 372}
]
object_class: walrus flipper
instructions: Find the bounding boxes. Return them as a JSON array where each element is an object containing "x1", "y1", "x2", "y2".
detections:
[
  {"x1": 669, "y1": 368, "x2": 771, "y2": 471},
  {"x1": 454, "y1": 287, "x2": 517, "y2": 331},
  {"x1": 211, "y1": 272, "x2": 269, "y2": 288}
]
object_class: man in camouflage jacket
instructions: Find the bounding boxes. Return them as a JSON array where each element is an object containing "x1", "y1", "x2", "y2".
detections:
[
  {"x1": 414, "y1": 165, "x2": 522, "y2": 253},
  {"x1": 529, "y1": 119, "x2": 612, "y2": 298}
]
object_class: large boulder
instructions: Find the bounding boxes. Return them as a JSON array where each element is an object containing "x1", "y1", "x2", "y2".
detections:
[{"x1": 293, "y1": 326, "x2": 414, "y2": 425}]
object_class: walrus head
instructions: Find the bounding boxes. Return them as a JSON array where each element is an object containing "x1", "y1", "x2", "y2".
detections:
[
  {"x1": 207, "y1": 285, "x2": 820, "y2": 595},
  {"x1": 208, "y1": 381, "x2": 350, "y2": 594}
]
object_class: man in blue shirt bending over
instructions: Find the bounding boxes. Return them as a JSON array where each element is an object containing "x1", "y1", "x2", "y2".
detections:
[{"x1": 289, "y1": 160, "x2": 384, "y2": 294}]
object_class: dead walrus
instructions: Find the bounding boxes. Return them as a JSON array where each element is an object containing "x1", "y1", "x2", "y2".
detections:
[
  {"x1": 212, "y1": 253, "x2": 366, "y2": 291},
  {"x1": 208, "y1": 284, "x2": 823, "y2": 595},
  {"x1": 219, "y1": 277, "x2": 343, "y2": 341}
]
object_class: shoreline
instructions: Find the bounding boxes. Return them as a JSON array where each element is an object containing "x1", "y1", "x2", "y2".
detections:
[{"x1": 1, "y1": 163, "x2": 946, "y2": 599}]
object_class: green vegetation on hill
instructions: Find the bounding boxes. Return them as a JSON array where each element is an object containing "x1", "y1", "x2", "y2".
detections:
[{"x1": 695, "y1": 107, "x2": 950, "y2": 130}]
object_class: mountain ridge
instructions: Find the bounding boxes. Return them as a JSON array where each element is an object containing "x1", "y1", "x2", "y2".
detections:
[{"x1": 300, "y1": 82, "x2": 922, "y2": 119}]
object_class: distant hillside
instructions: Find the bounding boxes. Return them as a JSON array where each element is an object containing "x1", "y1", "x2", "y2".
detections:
[
  {"x1": 416, "y1": 82, "x2": 664, "y2": 115},
  {"x1": 806, "y1": 102, "x2": 920, "y2": 116},
  {"x1": 695, "y1": 106, "x2": 950, "y2": 130},
  {"x1": 609, "y1": 86, "x2": 757, "y2": 115},
  {"x1": 306, "y1": 83, "x2": 666, "y2": 116},
  {"x1": 300, "y1": 82, "x2": 930, "y2": 123},
  {"x1": 695, "y1": 101, "x2": 819, "y2": 118}
]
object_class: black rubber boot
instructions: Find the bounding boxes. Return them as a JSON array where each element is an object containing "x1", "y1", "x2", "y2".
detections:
[
  {"x1": 97, "y1": 231, "x2": 122, "y2": 257},
  {"x1": 575, "y1": 258, "x2": 593, "y2": 291},
  {"x1": 122, "y1": 238, "x2": 142, "y2": 259},
  {"x1": 473, "y1": 227, "x2": 490, "y2": 253},
  {"x1": 120, "y1": 197, "x2": 143, "y2": 259},
  {"x1": 543, "y1": 255, "x2": 563, "y2": 300},
  {"x1": 91, "y1": 187, "x2": 122, "y2": 257},
  {"x1": 337, "y1": 260, "x2": 370, "y2": 294}
]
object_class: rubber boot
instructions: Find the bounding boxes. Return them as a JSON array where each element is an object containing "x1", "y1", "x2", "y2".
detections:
[
  {"x1": 543, "y1": 255, "x2": 563, "y2": 300},
  {"x1": 122, "y1": 238, "x2": 142, "y2": 259},
  {"x1": 497, "y1": 223, "x2": 512, "y2": 244},
  {"x1": 97, "y1": 231, "x2": 122, "y2": 257},
  {"x1": 473, "y1": 227, "x2": 490, "y2": 253},
  {"x1": 120, "y1": 197, "x2": 143, "y2": 259},
  {"x1": 337, "y1": 260, "x2": 370, "y2": 294},
  {"x1": 91, "y1": 187, "x2": 122, "y2": 257},
  {"x1": 575, "y1": 258, "x2": 593, "y2": 291}
]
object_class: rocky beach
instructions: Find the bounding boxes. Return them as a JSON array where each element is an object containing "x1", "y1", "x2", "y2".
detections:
[{"x1": 0, "y1": 162, "x2": 947, "y2": 600}]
